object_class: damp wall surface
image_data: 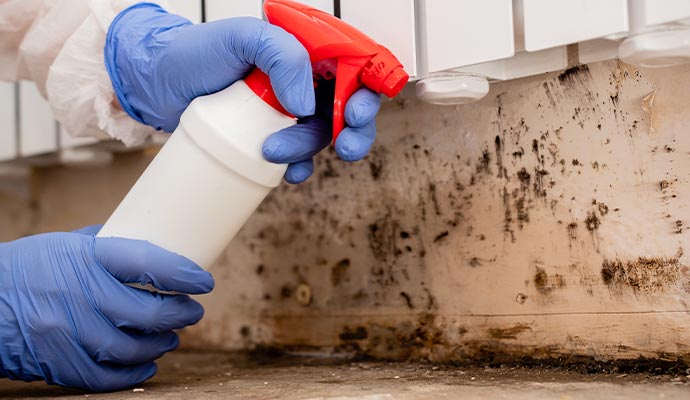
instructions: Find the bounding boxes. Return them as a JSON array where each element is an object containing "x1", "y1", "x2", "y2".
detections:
[{"x1": 1, "y1": 60, "x2": 689, "y2": 362}]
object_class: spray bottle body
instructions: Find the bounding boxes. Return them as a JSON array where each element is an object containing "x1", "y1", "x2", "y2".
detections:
[{"x1": 97, "y1": 79, "x2": 296, "y2": 268}]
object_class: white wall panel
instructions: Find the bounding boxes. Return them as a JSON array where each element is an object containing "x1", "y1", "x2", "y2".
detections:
[
  {"x1": 521, "y1": 0, "x2": 628, "y2": 52},
  {"x1": 19, "y1": 81, "x2": 57, "y2": 157},
  {"x1": 341, "y1": 0, "x2": 417, "y2": 77},
  {"x1": 0, "y1": 82, "x2": 16, "y2": 161}
]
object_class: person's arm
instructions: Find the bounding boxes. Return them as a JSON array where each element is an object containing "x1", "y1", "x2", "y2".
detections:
[
  {"x1": 3, "y1": 1, "x2": 381, "y2": 182},
  {"x1": 1, "y1": 0, "x2": 156, "y2": 146}
]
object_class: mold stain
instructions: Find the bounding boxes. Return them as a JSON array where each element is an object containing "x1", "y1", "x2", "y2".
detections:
[
  {"x1": 585, "y1": 212, "x2": 601, "y2": 232},
  {"x1": 601, "y1": 255, "x2": 682, "y2": 293},
  {"x1": 331, "y1": 258, "x2": 351, "y2": 287},
  {"x1": 534, "y1": 267, "x2": 567, "y2": 294},
  {"x1": 557, "y1": 65, "x2": 591, "y2": 86},
  {"x1": 366, "y1": 313, "x2": 445, "y2": 359},
  {"x1": 339, "y1": 326, "x2": 368, "y2": 341},
  {"x1": 488, "y1": 323, "x2": 533, "y2": 340}
]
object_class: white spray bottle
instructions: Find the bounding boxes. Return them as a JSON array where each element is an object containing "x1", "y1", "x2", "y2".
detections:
[{"x1": 98, "y1": 0, "x2": 409, "y2": 269}]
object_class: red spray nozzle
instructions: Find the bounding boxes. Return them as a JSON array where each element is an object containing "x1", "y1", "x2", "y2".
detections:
[{"x1": 245, "y1": 0, "x2": 409, "y2": 141}]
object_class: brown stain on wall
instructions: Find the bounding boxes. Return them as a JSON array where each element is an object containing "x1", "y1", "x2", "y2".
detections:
[
  {"x1": 487, "y1": 323, "x2": 533, "y2": 340},
  {"x1": 601, "y1": 256, "x2": 682, "y2": 293},
  {"x1": 534, "y1": 267, "x2": 567, "y2": 294},
  {"x1": 331, "y1": 258, "x2": 351, "y2": 287},
  {"x1": 366, "y1": 313, "x2": 446, "y2": 360}
]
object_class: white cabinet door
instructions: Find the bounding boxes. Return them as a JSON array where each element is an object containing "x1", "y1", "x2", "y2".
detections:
[
  {"x1": 166, "y1": 0, "x2": 202, "y2": 23},
  {"x1": 340, "y1": 0, "x2": 417, "y2": 77},
  {"x1": 418, "y1": 0, "x2": 514, "y2": 74},
  {"x1": 0, "y1": 82, "x2": 16, "y2": 162},
  {"x1": 19, "y1": 82, "x2": 57, "y2": 157},
  {"x1": 205, "y1": 0, "x2": 263, "y2": 21},
  {"x1": 301, "y1": 0, "x2": 333, "y2": 14},
  {"x1": 520, "y1": 0, "x2": 628, "y2": 51}
]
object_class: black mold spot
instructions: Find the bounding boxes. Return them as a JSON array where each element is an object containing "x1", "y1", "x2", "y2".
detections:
[
  {"x1": 339, "y1": 326, "x2": 368, "y2": 341},
  {"x1": 400, "y1": 291, "x2": 414, "y2": 309},
  {"x1": 585, "y1": 212, "x2": 601, "y2": 231},
  {"x1": 240, "y1": 326, "x2": 251, "y2": 338},
  {"x1": 567, "y1": 222, "x2": 578, "y2": 240},
  {"x1": 280, "y1": 285, "x2": 293, "y2": 299},
  {"x1": 331, "y1": 258, "x2": 351, "y2": 287},
  {"x1": 558, "y1": 65, "x2": 590, "y2": 85},
  {"x1": 433, "y1": 231, "x2": 449, "y2": 243},
  {"x1": 369, "y1": 159, "x2": 383, "y2": 180}
]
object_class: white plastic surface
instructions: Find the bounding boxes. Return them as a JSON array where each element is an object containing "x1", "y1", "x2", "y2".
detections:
[
  {"x1": 520, "y1": 0, "x2": 628, "y2": 52},
  {"x1": 619, "y1": 28, "x2": 690, "y2": 68},
  {"x1": 340, "y1": 0, "x2": 417, "y2": 77},
  {"x1": 418, "y1": 0, "x2": 514, "y2": 74},
  {"x1": 205, "y1": 0, "x2": 263, "y2": 20},
  {"x1": 416, "y1": 73, "x2": 490, "y2": 105},
  {"x1": 0, "y1": 82, "x2": 16, "y2": 162},
  {"x1": 98, "y1": 80, "x2": 296, "y2": 269},
  {"x1": 166, "y1": 0, "x2": 202, "y2": 23},
  {"x1": 19, "y1": 81, "x2": 57, "y2": 157},
  {"x1": 456, "y1": 47, "x2": 567, "y2": 81},
  {"x1": 636, "y1": 0, "x2": 690, "y2": 28}
]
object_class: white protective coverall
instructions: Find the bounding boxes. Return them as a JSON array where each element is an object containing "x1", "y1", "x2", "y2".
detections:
[{"x1": 0, "y1": 0, "x2": 163, "y2": 146}]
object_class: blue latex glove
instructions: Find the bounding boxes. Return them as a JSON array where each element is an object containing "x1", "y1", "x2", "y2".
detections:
[
  {"x1": 105, "y1": 3, "x2": 381, "y2": 184},
  {"x1": 0, "y1": 226, "x2": 214, "y2": 392}
]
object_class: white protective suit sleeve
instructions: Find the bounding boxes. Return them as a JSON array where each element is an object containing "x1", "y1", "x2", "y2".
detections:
[{"x1": 0, "y1": 0, "x2": 164, "y2": 146}]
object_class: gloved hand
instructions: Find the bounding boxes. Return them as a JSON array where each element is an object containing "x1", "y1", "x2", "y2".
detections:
[
  {"x1": 105, "y1": 3, "x2": 381, "y2": 184},
  {"x1": 0, "y1": 226, "x2": 214, "y2": 392}
]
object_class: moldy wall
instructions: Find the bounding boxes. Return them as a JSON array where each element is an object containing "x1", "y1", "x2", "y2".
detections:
[{"x1": 1, "y1": 60, "x2": 689, "y2": 363}]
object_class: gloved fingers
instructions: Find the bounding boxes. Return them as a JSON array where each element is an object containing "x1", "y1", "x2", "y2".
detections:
[
  {"x1": 72, "y1": 224, "x2": 103, "y2": 236},
  {"x1": 285, "y1": 159, "x2": 315, "y2": 184},
  {"x1": 83, "y1": 323, "x2": 179, "y2": 365},
  {"x1": 81, "y1": 361, "x2": 157, "y2": 393},
  {"x1": 93, "y1": 237, "x2": 214, "y2": 294},
  {"x1": 334, "y1": 119, "x2": 377, "y2": 162},
  {"x1": 262, "y1": 117, "x2": 331, "y2": 164},
  {"x1": 225, "y1": 18, "x2": 314, "y2": 117},
  {"x1": 345, "y1": 88, "x2": 381, "y2": 128},
  {"x1": 99, "y1": 290, "x2": 205, "y2": 333}
]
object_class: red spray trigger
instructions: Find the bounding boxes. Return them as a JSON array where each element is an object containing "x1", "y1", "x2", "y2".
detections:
[{"x1": 245, "y1": 0, "x2": 409, "y2": 142}]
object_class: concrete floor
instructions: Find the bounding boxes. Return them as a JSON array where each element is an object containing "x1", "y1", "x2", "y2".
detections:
[{"x1": 1, "y1": 351, "x2": 689, "y2": 399}]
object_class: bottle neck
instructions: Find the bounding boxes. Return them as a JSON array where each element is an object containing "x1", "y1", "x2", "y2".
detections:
[{"x1": 244, "y1": 69, "x2": 294, "y2": 118}]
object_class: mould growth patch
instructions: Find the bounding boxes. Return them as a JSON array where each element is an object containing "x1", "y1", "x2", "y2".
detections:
[
  {"x1": 534, "y1": 267, "x2": 567, "y2": 294},
  {"x1": 488, "y1": 323, "x2": 533, "y2": 340},
  {"x1": 601, "y1": 256, "x2": 681, "y2": 293}
]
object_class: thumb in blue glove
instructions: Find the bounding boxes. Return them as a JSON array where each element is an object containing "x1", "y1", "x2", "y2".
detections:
[
  {"x1": 0, "y1": 227, "x2": 214, "y2": 392},
  {"x1": 106, "y1": 3, "x2": 382, "y2": 185}
]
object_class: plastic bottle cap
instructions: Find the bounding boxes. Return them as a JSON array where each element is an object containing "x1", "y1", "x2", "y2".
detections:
[
  {"x1": 416, "y1": 73, "x2": 489, "y2": 105},
  {"x1": 619, "y1": 27, "x2": 690, "y2": 68}
]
